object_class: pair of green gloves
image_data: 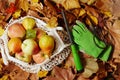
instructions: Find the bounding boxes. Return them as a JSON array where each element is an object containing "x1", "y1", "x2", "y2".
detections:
[{"x1": 72, "y1": 20, "x2": 112, "y2": 61}]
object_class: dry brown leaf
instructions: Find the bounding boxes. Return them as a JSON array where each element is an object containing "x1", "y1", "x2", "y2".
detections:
[
  {"x1": 94, "y1": 0, "x2": 113, "y2": 12},
  {"x1": 29, "y1": 2, "x2": 43, "y2": 12},
  {"x1": 95, "y1": 0, "x2": 120, "y2": 17},
  {"x1": 52, "y1": 0, "x2": 80, "y2": 10},
  {"x1": 107, "y1": 19, "x2": 120, "y2": 63},
  {"x1": 29, "y1": 73, "x2": 39, "y2": 80},
  {"x1": 77, "y1": 75, "x2": 90, "y2": 80},
  {"x1": 44, "y1": 66, "x2": 75, "y2": 80},
  {"x1": 110, "y1": 0, "x2": 120, "y2": 17},
  {"x1": 0, "y1": 0, "x2": 8, "y2": 13},
  {"x1": 82, "y1": 58, "x2": 99, "y2": 78},
  {"x1": 96, "y1": 61, "x2": 107, "y2": 79},
  {"x1": 64, "y1": 54, "x2": 75, "y2": 69},
  {"x1": 2, "y1": 63, "x2": 29, "y2": 80}
]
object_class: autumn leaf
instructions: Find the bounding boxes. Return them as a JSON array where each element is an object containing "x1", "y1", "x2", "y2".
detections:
[
  {"x1": 107, "y1": 19, "x2": 120, "y2": 63},
  {"x1": 37, "y1": 70, "x2": 48, "y2": 78},
  {"x1": 82, "y1": 58, "x2": 99, "y2": 78},
  {"x1": 12, "y1": 9, "x2": 21, "y2": 18},
  {"x1": 16, "y1": 0, "x2": 29, "y2": 11},
  {"x1": 0, "y1": 75, "x2": 9, "y2": 80},
  {"x1": 0, "y1": 25, "x2": 4, "y2": 36},
  {"x1": 52, "y1": 0, "x2": 80, "y2": 10},
  {"x1": 80, "y1": 0, "x2": 96, "y2": 5},
  {"x1": 46, "y1": 17, "x2": 58, "y2": 28},
  {"x1": 44, "y1": 66, "x2": 75, "y2": 80},
  {"x1": 64, "y1": 54, "x2": 75, "y2": 69}
]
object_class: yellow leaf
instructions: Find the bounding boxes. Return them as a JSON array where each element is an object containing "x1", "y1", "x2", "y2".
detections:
[
  {"x1": 86, "y1": 18, "x2": 92, "y2": 26},
  {"x1": 0, "y1": 25, "x2": 4, "y2": 36},
  {"x1": 17, "y1": 0, "x2": 29, "y2": 11},
  {"x1": 31, "y1": 0, "x2": 39, "y2": 3},
  {"x1": 0, "y1": 75, "x2": 9, "y2": 80},
  {"x1": 46, "y1": 17, "x2": 58, "y2": 28},
  {"x1": 80, "y1": 0, "x2": 96, "y2": 5},
  {"x1": 87, "y1": 0, "x2": 96, "y2": 5},
  {"x1": 37, "y1": 70, "x2": 48, "y2": 78},
  {"x1": 79, "y1": 8, "x2": 86, "y2": 17},
  {"x1": 101, "y1": 11, "x2": 112, "y2": 17},
  {"x1": 12, "y1": 9, "x2": 21, "y2": 19},
  {"x1": 52, "y1": 0, "x2": 80, "y2": 10},
  {"x1": 87, "y1": 11, "x2": 98, "y2": 25}
]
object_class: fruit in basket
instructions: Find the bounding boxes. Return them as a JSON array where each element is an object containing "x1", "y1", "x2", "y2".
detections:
[
  {"x1": 26, "y1": 29, "x2": 37, "y2": 39},
  {"x1": 39, "y1": 35, "x2": 55, "y2": 56},
  {"x1": 8, "y1": 23, "x2": 26, "y2": 38},
  {"x1": 32, "y1": 51, "x2": 47, "y2": 64},
  {"x1": 8, "y1": 38, "x2": 22, "y2": 55},
  {"x1": 15, "y1": 52, "x2": 32, "y2": 63},
  {"x1": 22, "y1": 17, "x2": 36, "y2": 30},
  {"x1": 21, "y1": 39, "x2": 40, "y2": 56},
  {"x1": 34, "y1": 28, "x2": 46, "y2": 39}
]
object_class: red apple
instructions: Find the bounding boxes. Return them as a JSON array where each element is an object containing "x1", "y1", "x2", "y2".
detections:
[
  {"x1": 21, "y1": 39, "x2": 40, "y2": 56},
  {"x1": 8, "y1": 38, "x2": 22, "y2": 55},
  {"x1": 32, "y1": 51, "x2": 47, "y2": 64},
  {"x1": 34, "y1": 28, "x2": 46, "y2": 40},
  {"x1": 8, "y1": 23, "x2": 26, "y2": 38},
  {"x1": 15, "y1": 52, "x2": 32, "y2": 63}
]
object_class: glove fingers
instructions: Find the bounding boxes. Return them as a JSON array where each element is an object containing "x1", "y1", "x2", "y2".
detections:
[
  {"x1": 76, "y1": 20, "x2": 86, "y2": 32},
  {"x1": 72, "y1": 29, "x2": 81, "y2": 40},
  {"x1": 94, "y1": 36, "x2": 106, "y2": 49},
  {"x1": 73, "y1": 25, "x2": 84, "y2": 34}
]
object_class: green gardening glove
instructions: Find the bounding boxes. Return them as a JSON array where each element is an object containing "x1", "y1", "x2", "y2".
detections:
[{"x1": 72, "y1": 20, "x2": 112, "y2": 61}]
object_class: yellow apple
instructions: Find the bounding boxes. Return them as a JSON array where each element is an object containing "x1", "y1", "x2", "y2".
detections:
[
  {"x1": 15, "y1": 52, "x2": 32, "y2": 63},
  {"x1": 8, "y1": 38, "x2": 22, "y2": 55},
  {"x1": 22, "y1": 17, "x2": 36, "y2": 30},
  {"x1": 39, "y1": 35, "x2": 55, "y2": 56},
  {"x1": 21, "y1": 39, "x2": 40, "y2": 56},
  {"x1": 8, "y1": 23, "x2": 26, "y2": 38}
]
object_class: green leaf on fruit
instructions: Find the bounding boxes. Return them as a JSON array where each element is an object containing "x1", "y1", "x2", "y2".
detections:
[{"x1": 26, "y1": 29, "x2": 36, "y2": 39}]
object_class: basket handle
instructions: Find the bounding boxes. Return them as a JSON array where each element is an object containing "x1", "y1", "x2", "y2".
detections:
[{"x1": 0, "y1": 36, "x2": 8, "y2": 65}]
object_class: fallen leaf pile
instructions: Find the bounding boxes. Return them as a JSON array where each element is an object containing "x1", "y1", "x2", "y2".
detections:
[{"x1": 0, "y1": 0, "x2": 120, "y2": 80}]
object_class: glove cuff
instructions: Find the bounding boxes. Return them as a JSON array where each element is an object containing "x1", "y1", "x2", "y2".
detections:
[{"x1": 98, "y1": 45, "x2": 112, "y2": 61}]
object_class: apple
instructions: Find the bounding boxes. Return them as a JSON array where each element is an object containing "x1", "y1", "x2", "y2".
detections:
[
  {"x1": 22, "y1": 17, "x2": 36, "y2": 30},
  {"x1": 8, "y1": 23, "x2": 26, "y2": 38},
  {"x1": 39, "y1": 35, "x2": 55, "y2": 56},
  {"x1": 15, "y1": 52, "x2": 32, "y2": 63},
  {"x1": 32, "y1": 51, "x2": 48, "y2": 64},
  {"x1": 8, "y1": 38, "x2": 22, "y2": 55},
  {"x1": 21, "y1": 39, "x2": 40, "y2": 56},
  {"x1": 34, "y1": 28, "x2": 46, "y2": 40}
]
